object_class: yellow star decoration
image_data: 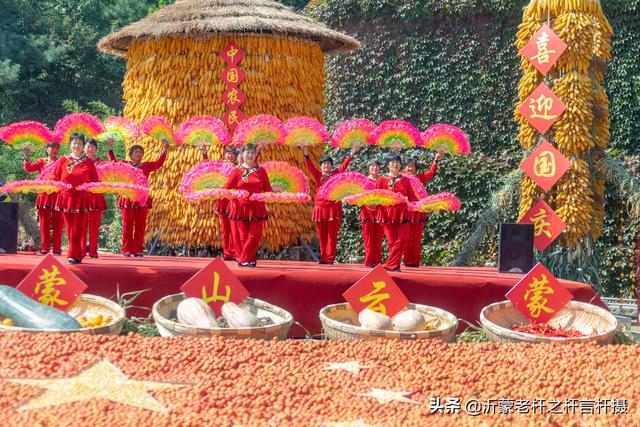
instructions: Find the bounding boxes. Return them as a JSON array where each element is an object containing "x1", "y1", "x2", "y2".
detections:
[
  {"x1": 356, "y1": 388, "x2": 419, "y2": 405},
  {"x1": 7, "y1": 359, "x2": 185, "y2": 413},
  {"x1": 323, "y1": 361, "x2": 376, "y2": 375}
]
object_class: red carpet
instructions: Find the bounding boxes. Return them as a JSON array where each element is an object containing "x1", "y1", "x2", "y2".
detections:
[{"x1": 0, "y1": 253, "x2": 603, "y2": 335}]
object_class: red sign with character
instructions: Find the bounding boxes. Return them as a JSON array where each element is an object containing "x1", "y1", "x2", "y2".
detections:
[
  {"x1": 520, "y1": 83, "x2": 566, "y2": 134},
  {"x1": 180, "y1": 257, "x2": 250, "y2": 316},
  {"x1": 519, "y1": 199, "x2": 567, "y2": 252},
  {"x1": 16, "y1": 254, "x2": 87, "y2": 311},
  {"x1": 521, "y1": 24, "x2": 567, "y2": 76},
  {"x1": 219, "y1": 42, "x2": 247, "y2": 131},
  {"x1": 219, "y1": 42, "x2": 245, "y2": 65},
  {"x1": 519, "y1": 139, "x2": 571, "y2": 192},
  {"x1": 343, "y1": 265, "x2": 410, "y2": 317},
  {"x1": 506, "y1": 262, "x2": 573, "y2": 324}
]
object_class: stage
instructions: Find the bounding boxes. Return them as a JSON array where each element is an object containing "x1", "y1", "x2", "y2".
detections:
[{"x1": 0, "y1": 253, "x2": 604, "y2": 335}]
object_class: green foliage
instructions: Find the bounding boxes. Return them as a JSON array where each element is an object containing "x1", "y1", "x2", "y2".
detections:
[{"x1": 311, "y1": 0, "x2": 640, "y2": 297}]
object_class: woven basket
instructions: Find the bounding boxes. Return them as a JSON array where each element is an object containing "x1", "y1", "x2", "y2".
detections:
[
  {"x1": 0, "y1": 294, "x2": 125, "y2": 336},
  {"x1": 480, "y1": 300, "x2": 618, "y2": 344},
  {"x1": 319, "y1": 303, "x2": 457, "y2": 342},
  {"x1": 152, "y1": 293, "x2": 293, "y2": 339}
]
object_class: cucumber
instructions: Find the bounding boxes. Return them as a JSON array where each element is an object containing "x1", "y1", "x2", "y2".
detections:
[{"x1": 0, "y1": 285, "x2": 82, "y2": 329}]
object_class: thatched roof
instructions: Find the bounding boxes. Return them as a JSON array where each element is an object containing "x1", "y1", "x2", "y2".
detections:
[{"x1": 98, "y1": 0, "x2": 360, "y2": 56}]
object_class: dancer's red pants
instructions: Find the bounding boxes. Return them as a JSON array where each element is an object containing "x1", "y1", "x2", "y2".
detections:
[
  {"x1": 362, "y1": 221, "x2": 384, "y2": 266},
  {"x1": 382, "y1": 223, "x2": 410, "y2": 271},
  {"x1": 231, "y1": 220, "x2": 264, "y2": 264},
  {"x1": 219, "y1": 214, "x2": 236, "y2": 259},
  {"x1": 62, "y1": 212, "x2": 87, "y2": 260},
  {"x1": 315, "y1": 220, "x2": 340, "y2": 263},
  {"x1": 122, "y1": 208, "x2": 148, "y2": 255},
  {"x1": 38, "y1": 209, "x2": 63, "y2": 254},
  {"x1": 404, "y1": 222, "x2": 426, "y2": 267},
  {"x1": 85, "y1": 210, "x2": 103, "y2": 257}
]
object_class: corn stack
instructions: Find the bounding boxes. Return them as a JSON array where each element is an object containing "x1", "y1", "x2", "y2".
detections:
[
  {"x1": 514, "y1": 0, "x2": 612, "y2": 247},
  {"x1": 122, "y1": 35, "x2": 324, "y2": 250}
]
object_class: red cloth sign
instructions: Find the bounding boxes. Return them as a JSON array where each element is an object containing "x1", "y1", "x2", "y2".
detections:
[
  {"x1": 519, "y1": 139, "x2": 571, "y2": 192},
  {"x1": 342, "y1": 265, "x2": 409, "y2": 317},
  {"x1": 222, "y1": 108, "x2": 247, "y2": 132},
  {"x1": 221, "y1": 87, "x2": 247, "y2": 108},
  {"x1": 16, "y1": 254, "x2": 87, "y2": 311},
  {"x1": 180, "y1": 257, "x2": 250, "y2": 316},
  {"x1": 520, "y1": 83, "x2": 566, "y2": 134},
  {"x1": 506, "y1": 262, "x2": 573, "y2": 324},
  {"x1": 219, "y1": 42, "x2": 245, "y2": 66},
  {"x1": 521, "y1": 24, "x2": 567, "y2": 76},
  {"x1": 519, "y1": 199, "x2": 567, "y2": 252},
  {"x1": 219, "y1": 66, "x2": 246, "y2": 87}
]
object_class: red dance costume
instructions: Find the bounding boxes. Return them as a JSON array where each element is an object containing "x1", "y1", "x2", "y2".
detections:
[
  {"x1": 224, "y1": 165, "x2": 272, "y2": 264},
  {"x1": 360, "y1": 177, "x2": 383, "y2": 267},
  {"x1": 23, "y1": 158, "x2": 63, "y2": 254},
  {"x1": 206, "y1": 152, "x2": 236, "y2": 260},
  {"x1": 84, "y1": 158, "x2": 108, "y2": 258},
  {"x1": 108, "y1": 150, "x2": 166, "y2": 256},
  {"x1": 375, "y1": 175, "x2": 419, "y2": 271},
  {"x1": 52, "y1": 155, "x2": 99, "y2": 260},
  {"x1": 404, "y1": 161, "x2": 438, "y2": 267},
  {"x1": 305, "y1": 155, "x2": 353, "y2": 263}
]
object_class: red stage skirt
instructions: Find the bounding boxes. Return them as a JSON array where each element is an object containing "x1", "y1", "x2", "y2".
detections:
[
  {"x1": 55, "y1": 189, "x2": 92, "y2": 213},
  {"x1": 312, "y1": 200, "x2": 343, "y2": 222},
  {"x1": 35, "y1": 192, "x2": 58, "y2": 210},
  {"x1": 228, "y1": 199, "x2": 269, "y2": 221}
]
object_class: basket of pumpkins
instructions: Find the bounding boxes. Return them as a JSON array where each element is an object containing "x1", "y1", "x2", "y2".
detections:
[
  {"x1": 0, "y1": 285, "x2": 125, "y2": 335},
  {"x1": 152, "y1": 293, "x2": 294, "y2": 339},
  {"x1": 320, "y1": 303, "x2": 458, "y2": 342}
]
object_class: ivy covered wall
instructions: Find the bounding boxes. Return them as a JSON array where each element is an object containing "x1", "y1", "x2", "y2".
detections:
[{"x1": 308, "y1": 0, "x2": 640, "y2": 297}]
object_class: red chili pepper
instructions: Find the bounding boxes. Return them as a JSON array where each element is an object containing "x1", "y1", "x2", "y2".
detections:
[{"x1": 512, "y1": 323, "x2": 584, "y2": 338}]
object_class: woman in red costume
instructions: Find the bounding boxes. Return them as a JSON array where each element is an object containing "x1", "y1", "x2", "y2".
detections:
[
  {"x1": 52, "y1": 133, "x2": 98, "y2": 264},
  {"x1": 223, "y1": 143, "x2": 272, "y2": 268},
  {"x1": 107, "y1": 139, "x2": 168, "y2": 257},
  {"x1": 402, "y1": 152, "x2": 443, "y2": 267},
  {"x1": 361, "y1": 159, "x2": 383, "y2": 268},
  {"x1": 82, "y1": 138, "x2": 107, "y2": 258},
  {"x1": 22, "y1": 143, "x2": 63, "y2": 255},
  {"x1": 199, "y1": 143, "x2": 237, "y2": 260},
  {"x1": 376, "y1": 155, "x2": 419, "y2": 272},
  {"x1": 302, "y1": 145, "x2": 359, "y2": 264}
]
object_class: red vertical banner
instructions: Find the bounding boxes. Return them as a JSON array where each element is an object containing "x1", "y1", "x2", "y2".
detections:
[{"x1": 219, "y1": 43, "x2": 246, "y2": 132}]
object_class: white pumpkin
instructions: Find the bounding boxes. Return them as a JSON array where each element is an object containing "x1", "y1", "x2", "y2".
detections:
[
  {"x1": 392, "y1": 309, "x2": 426, "y2": 332},
  {"x1": 177, "y1": 298, "x2": 218, "y2": 328},
  {"x1": 358, "y1": 308, "x2": 392, "y2": 330}
]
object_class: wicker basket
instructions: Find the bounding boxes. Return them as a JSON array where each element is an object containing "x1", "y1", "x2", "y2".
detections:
[
  {"x1": 320, "y1": 303, "x2": 458, "y2": 342},
  {"x1": 0, "y1": 294, "x2": 125, "y2": 336},
  {"x1": 480, "y1": 300, "x2": 618, "y2": 344},
  {"x1": 152, "y1": 293, "x2": 293, "y2": 339}
]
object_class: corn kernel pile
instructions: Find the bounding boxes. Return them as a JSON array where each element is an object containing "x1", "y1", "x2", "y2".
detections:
[
  {"x1": 122, "y1": 35, "x2": 325, "y2": 249},
  {"x1": 515, "y1": 0, "x2": 612, "y2": 246},
  {"x1": 0, "y1": 334, "x2": 638, "y2": 426}
]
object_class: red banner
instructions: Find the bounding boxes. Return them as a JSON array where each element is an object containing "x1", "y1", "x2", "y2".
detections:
[
  {"x1": 519, "y1": 139, "x2": 571, "y2": 192},
  {"x1": 520, "y1": 83, "x2": 566, "y2": 134},
  {"x1": 180, "y1": 257, "x2": 250, "y2": 317},
  {"x1": 219, "y1": 43, "x2": 247, "y2": 132},
  {"x1": 519, "y1": 199, "x2": 567, "y2": 252},
  {"x1": 521, "y1": 24, "x2": 567, "y2": 76},
  {"x1": 506, "y1": 262, "x2": 573, "y2": 324},
  {"x1": 16, "y1": 254, "x2": 87, "y2": 311},
  {"x1": 342, "y1": 265, "x2": 409, "y2": 317}
]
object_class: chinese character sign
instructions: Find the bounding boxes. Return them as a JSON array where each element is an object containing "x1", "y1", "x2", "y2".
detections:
[
  {"x1": 180, "y1": 257, "x2": 250, "y2": 316},
  {"x1": 506, "y1": 263, "x2": 573, "y2": 324},
  {"x1": 520, "y1": 139, "x2": 571, "y2": 192},
  {"x1": 520, "y1": 83, "x2": 566, "y2": 134},
  {"x1": 519, "y1": 199, "x2": 567, "y2": 251},
  {"x1": 16, "y1": 254, "x2": 87, "y2": 311},
  {"x1": 343, "y1": 265, "x2": 410, "y2": 317},
  {"x1": 219, "y1": 42, "x2": 246, "y2": 131},
  {"x1": 521, "y1": 24, "x2": 567, "y2": 76}
]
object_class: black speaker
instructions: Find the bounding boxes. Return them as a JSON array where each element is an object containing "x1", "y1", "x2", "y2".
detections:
[
  {"x1": 498, "y1": 223, "x2": 534, "y2": 274},
  {"x1": 0, "y1": 202, "x2": 19, "y2": 254}
]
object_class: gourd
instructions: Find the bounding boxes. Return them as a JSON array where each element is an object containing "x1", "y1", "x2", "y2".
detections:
[
  {"x1": 221, "y1": 302, "x2": 258, "y2": 328},
  {"x1": 358, "y1": 309, "x2": 392, "y2": 330},
  {"x1": 392, "y1": 310, "x2": 426, "y2": 332},
  {"x1": 0, "y1": 285, "x2": 82, "y2": 329},
  {"x1": 177, "y1": 298, "x2": 218, "y2": 328}
]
